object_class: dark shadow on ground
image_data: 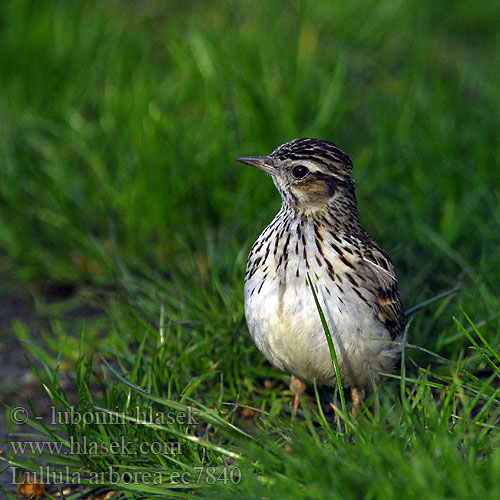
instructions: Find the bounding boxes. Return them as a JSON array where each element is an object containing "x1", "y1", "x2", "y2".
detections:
[{"x1": 0, "y1": 280, "x2": 103, "y2": 496}]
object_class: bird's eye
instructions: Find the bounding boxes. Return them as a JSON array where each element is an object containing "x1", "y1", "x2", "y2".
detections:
[{"x1": 291, "y1": 165, "x2": 309, "y2": 179}]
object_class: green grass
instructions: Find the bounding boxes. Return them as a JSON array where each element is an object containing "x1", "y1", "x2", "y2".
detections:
[{"x1": 1, "y1": 0, "x2": 500, "y2": 498}]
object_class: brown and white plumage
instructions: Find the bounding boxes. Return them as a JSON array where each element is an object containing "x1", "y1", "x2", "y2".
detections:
[{"x1": 237, "y1": 138, "x2": 404, "y2": 412}]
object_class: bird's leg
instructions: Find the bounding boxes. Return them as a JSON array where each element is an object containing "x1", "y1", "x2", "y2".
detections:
[
  {"x1": 350, "y1": 387, "x2": 365, "y2": 416},
  {"x1": 290, "y1": 375, "x2": 307, "y2": 416}
]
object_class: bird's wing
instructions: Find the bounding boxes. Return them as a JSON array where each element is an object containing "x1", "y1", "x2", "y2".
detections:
[{"x1": 358, "y1": 240, "x2": 405, "y2": 340}]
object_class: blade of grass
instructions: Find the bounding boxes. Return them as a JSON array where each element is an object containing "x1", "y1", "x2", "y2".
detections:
[
  {"x1": 461, "y1": 307, "x2": 500, "y2": 364},
  {"x1": 98, "y1": 353, "x2": 254, "y2": 440},
  {"x1": 405, "y1": 286, "x2": 461, "y2": 316},
  {"x1": 453, "y1": 316, "x2": 500, "y2": 375},
  {"x1": 306, "y1": 274, "x2": 349, "y2": 423}
]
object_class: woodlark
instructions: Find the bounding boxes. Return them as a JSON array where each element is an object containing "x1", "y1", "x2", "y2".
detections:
[{"x1": 236, "y1": 138, "x2": 404, "y2": 414}]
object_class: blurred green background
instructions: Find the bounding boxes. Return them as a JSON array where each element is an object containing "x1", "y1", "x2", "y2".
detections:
[
  {"x1": 2, "y1": 0, "x2": 499, "y2": 350},
  {"x1": 1, "y1": 0, "x2": 498, "y2": 293},
  {"x1": 1, "y1": 0, "x2": 500, "y2": 497}
]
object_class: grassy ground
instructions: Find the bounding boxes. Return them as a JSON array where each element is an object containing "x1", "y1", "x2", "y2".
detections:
[{"x1": 1, "y1": 0, "x2": 500, "y2": 498}]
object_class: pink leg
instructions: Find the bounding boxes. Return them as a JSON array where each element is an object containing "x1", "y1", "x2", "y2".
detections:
[
  {"x1": 293, "y1": 392, "x2": 300, "y2": 416},
  {"x1": 290, "y1": 375, "x2": 307, "y2": 416},
  {"x1": 350, "y1": 387, "x2": 365, "y2": 417}
]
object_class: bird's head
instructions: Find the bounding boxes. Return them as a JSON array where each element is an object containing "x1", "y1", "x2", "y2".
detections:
[{"x1": 236, "y1": 138, "x2": 356, "y2": 215}]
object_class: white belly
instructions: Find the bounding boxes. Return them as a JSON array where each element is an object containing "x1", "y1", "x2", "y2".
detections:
[{"x1": 244, "y1": 262, "x2": 396, "y2": 388}]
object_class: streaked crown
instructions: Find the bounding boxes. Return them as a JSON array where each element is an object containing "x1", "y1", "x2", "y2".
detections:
[{"x1": 271, "y1": 138, "x2": 353, "y2": 173}]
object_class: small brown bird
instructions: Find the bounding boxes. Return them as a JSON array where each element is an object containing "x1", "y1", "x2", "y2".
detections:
[{"x1": 237, "y1": 138, "x2": 404, "y2": 414}]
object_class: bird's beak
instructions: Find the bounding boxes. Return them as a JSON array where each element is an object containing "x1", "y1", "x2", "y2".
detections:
[{"x1": 235, "y1": 155, "x2": 275, "y2": 174}]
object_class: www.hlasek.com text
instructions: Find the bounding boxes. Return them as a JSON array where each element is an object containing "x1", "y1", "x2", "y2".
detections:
[{"x1": 11, "y1": 436, "x2": 183, "y2": 456}]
